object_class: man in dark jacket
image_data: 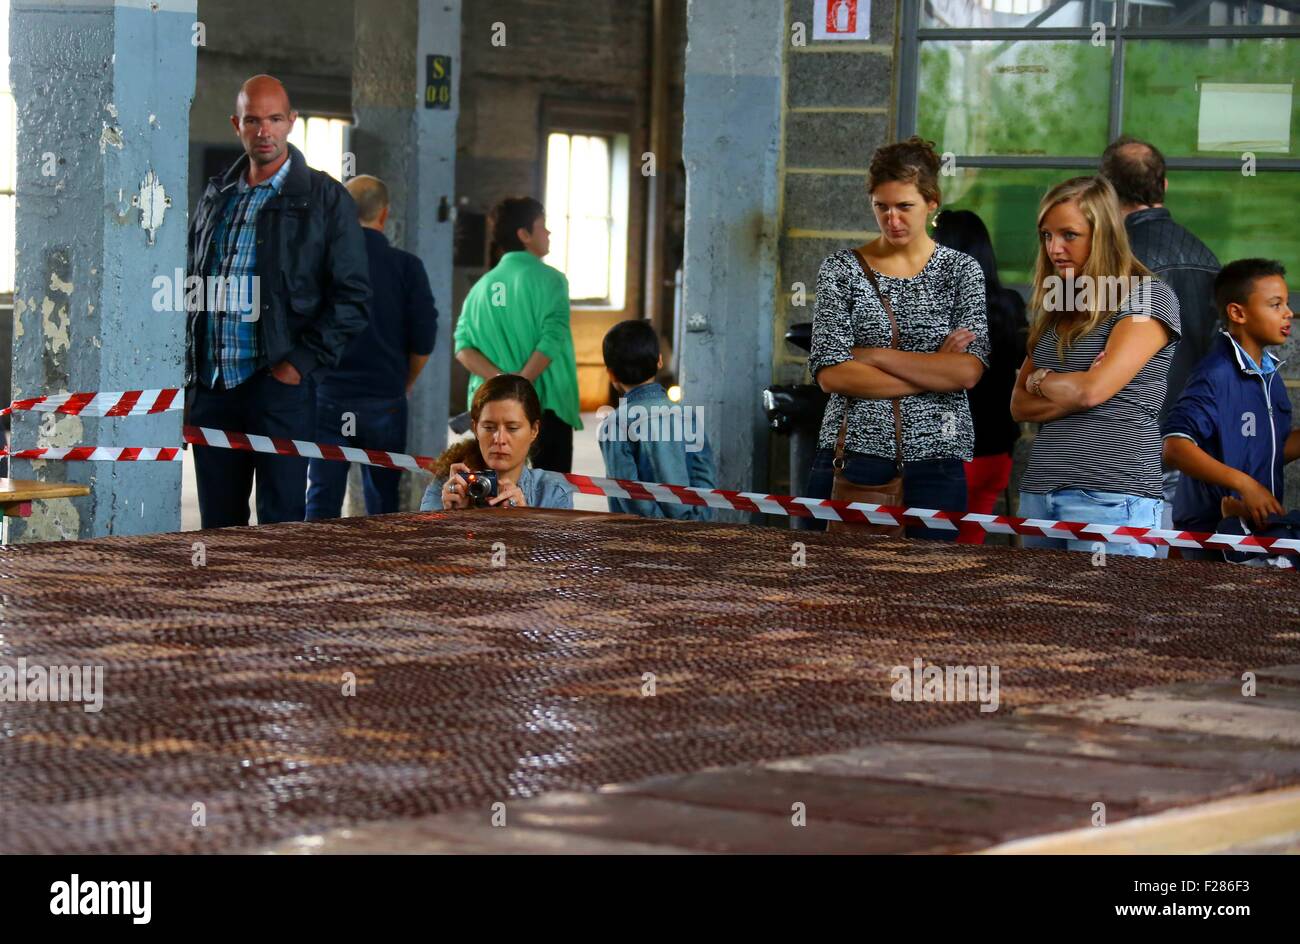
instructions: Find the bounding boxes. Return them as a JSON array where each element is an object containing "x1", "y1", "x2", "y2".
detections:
[
  {"x1": 1101, "y1": 136, "x2": 1221, "y2": 533},
  {"x1": 306, "y1": 175, "x2": 438, "y2": 518},
  {"x1": 186, "y1": 75, "x2": 370, "y2": 528}
]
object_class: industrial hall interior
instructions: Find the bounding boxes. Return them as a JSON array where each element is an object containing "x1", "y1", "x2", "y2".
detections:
[{"x1": 1, "y1": 0, "x2": 1300, "y2": 864}]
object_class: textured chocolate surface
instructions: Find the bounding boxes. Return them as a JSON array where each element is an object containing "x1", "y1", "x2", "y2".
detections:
[{"x1": 1, "y1": 509, "x2": 1297, "y2": 854}]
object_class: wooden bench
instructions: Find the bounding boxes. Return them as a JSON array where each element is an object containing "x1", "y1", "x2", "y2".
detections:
[{"x1": 0, "y1": 478, "x2": 91, "y2": 518}]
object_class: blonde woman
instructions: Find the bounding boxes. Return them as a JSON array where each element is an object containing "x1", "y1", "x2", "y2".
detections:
[{"x1": 1011, "y1": 176, "x2": 1181, "y2": 556}]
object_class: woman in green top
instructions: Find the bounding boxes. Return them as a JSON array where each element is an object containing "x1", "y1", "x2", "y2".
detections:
[{"x1": 454, "y1": 197, "x2": 583, "y2": 472}]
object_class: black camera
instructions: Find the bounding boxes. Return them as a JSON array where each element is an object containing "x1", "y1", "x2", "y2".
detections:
[{"x1": 463, "y1": 470, "x2": 498, "y2": 507}]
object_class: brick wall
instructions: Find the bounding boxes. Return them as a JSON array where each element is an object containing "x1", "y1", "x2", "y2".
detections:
[
  {"x1": 777, "y1": 0, "x2": 896, "y2": 388},
  {"x1": 767, "y1": 0, "x2": 897, "y2": 495}
]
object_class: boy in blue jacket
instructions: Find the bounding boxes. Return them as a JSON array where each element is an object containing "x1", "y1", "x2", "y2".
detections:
[
  {"x1": 1162, "y1": 259, "x2": 1298, "y2": 557},
  {"x1": 598, "y1": 320, "x2": 717, "y2": 521}
]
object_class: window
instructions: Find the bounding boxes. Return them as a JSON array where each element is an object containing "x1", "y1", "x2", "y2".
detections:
[
  {"x1": 922, "y1": 0, "x2": 1115, "y2": 29},
  {"x1": 902, "y1": 0, "x2": 1300, "y2": 285},
  {"x1": 287, "y1": 115, "x2": 350, "y2": 182},
  {"x1": 1, "y1": 0, "x2": 15, "y2": 297},
  {"x1": 544, "y1": 130, "x2": 630, "y2": 308}
]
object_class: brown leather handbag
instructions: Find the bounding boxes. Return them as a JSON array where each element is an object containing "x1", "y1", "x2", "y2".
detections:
[{"x1": 828, "y1": 249, "x2": 906, "y2": 537}]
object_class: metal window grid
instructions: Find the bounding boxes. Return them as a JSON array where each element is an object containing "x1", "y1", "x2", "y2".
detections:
[{"x1": 897, "y1": 0, "x2": 1300, "y2": 172}]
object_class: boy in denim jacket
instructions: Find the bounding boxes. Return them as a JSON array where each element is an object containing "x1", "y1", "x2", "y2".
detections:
[{"x1": 598, "y1": 321, "x2": 717, "y2": 521}]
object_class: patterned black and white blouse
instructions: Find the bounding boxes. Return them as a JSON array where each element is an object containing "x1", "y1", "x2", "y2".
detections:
[{"x1": 808, "y1": 245, "x2": 990, "y2": 462}]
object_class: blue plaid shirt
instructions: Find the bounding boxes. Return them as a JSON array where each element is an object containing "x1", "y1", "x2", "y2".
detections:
[{"x1": 202, "y1": 157, "x2": 292, "y2": 389}]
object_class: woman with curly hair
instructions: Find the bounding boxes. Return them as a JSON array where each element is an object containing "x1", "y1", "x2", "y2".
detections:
[{"x1": 421, "y1": 374, "x2": 574, "y2": 511}]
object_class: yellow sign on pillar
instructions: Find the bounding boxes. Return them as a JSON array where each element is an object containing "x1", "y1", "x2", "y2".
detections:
[{"x1": 425, "y1": 55, "x2": 452, "y2": 110}]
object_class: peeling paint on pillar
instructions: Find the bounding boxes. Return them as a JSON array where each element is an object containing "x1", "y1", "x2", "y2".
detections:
[
  {"x1": 133, "y1": 169, "x2": 171, "y2": 244},
  {"x1": 41, "y1": 249, "x2": 73, "y2": 387},
  {"x1": 9, "y1": 0, "x2": 197, "y2": 541},
  {"x1": 99, "y1": 120, "x2": 125, "y2": 153}
]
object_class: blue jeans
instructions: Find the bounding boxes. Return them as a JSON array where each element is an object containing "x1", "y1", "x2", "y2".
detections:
[
  {"x1": 805, "y1": 449, "x2": 967, "y2": 541},
  {"x1": 1018, "y1": 488, "x2": 1164, "y2": 558},
  {"x1": 1156, "y1": 466, "x2": 1180, "y2": 559},
  {"x1": 306, "y1": 394, "x2": 408, "y2": 519}
]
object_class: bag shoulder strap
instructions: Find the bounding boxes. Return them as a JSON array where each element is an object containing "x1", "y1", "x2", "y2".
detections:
[{"x1": 849, "y1": 248, "x2": 905, "y2": 470}]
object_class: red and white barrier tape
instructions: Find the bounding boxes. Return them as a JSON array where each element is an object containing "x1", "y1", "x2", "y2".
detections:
[
  {"x1": 2, "y1": 424, "x2": 1297, "y2": 557},
  {"x1": 3, "y1": 445, "x2": 184, "y2": 462},
  {"x1": 4, "y1": 426, "x2": 436, "y2": 473},
  {"x1": 562, "y1": 474, "x2": 1300, "y2": 556},
  {"x1": 2, "y1": 388, "x2": 181, "y2": 417},
  {"x1": 184, "y1": 425, "x2": 436, "y2": 473}
]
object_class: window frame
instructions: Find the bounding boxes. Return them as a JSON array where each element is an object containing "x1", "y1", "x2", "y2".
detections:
[
  {"x1": 898, "y1": 0, "x2": 1300, "y2": 173},
  {"x1": 1, "y1": 0, "x2": 14, "y2": 302},
  {"x1": 286, "y1": 114, "x2": 354, "y2": 183},
  {"x1": 0, "y1": 120, "x2": 13, "y2": 303},
  {"x1": 540, "y1": 98, "x2": 634, "y2": 311}
]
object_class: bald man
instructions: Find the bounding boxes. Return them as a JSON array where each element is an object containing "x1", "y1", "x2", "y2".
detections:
[
  {"x1": 185, "y1": 75, "x2": 371, "y2": 528},
  {"x1": 306, "y1": 175, "x2": 438, "y2": 519},
  {"x1": 1101, "y1": 135, "x2": 1221, "y2": 545}
]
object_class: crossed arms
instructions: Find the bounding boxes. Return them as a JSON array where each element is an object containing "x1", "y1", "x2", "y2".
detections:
[
  {"x1": 816, "y1": 328, "x2": 985, "y2": 399},
  {"x1": 1010, "y1": 316, "x2": 1171, "y2": 423}
]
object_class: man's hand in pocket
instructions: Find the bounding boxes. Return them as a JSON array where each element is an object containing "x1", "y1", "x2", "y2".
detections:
[{"x1": 270, "y1": 361, "x2": 302, "y2": 385}]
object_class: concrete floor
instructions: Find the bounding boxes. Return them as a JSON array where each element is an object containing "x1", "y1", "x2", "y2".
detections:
[
  {"x1": 180, "y1": 411, "x2": 608, "y2": 530},
  {"x1": 267, "y1": 670, "x2": 1300, "y2": 855}
]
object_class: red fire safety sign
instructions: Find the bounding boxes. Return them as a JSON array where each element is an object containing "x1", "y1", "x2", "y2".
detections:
[{"x1": 814, "y1": 0, "x2": 872, "y2": 41}]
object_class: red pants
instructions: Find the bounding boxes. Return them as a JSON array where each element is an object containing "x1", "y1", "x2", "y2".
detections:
[{"x1": 958, "y1": 453, "x2": 1013, "y2": 544}]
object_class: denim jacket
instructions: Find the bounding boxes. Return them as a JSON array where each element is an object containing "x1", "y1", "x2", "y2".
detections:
[
  {"x1": 597, "y1": 382, "x2": 717, "y2": 521},
  {"x1": 420, "y1": 465, "x2": 574, "y2": 511}
]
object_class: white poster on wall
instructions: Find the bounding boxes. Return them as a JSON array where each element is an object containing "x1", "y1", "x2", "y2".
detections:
[
  {"x1": 1197, "y1": 82, "x2": 1293, "y2": 153},
  {"x1": 814, "y1": 0, "x2": 871, "y2": 41}
]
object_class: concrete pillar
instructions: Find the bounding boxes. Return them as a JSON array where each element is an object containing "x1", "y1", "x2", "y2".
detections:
[
  {"x1": 352, "y1": 0, "x2": 460, "y2": 511},
  {"x1": 8, "y1": 0, "x2": 196, "y2": 541},
  {"x1": 679, "y1": 0, "x2": 783, "y2": 499}
]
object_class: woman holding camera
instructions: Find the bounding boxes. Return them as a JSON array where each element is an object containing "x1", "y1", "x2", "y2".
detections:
[{"x1": 421, "y1": 374, "x2": 574, "y2": 511}]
